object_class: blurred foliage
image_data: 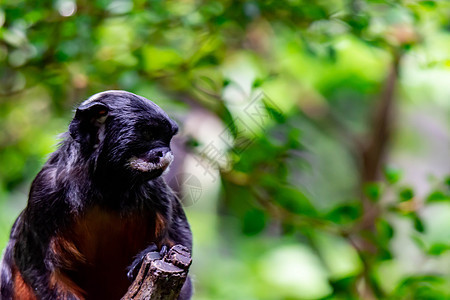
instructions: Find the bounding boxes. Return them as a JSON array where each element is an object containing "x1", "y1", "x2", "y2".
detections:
[{"x1": 1, "y1": 0, "x2": 450, "y2": 299}]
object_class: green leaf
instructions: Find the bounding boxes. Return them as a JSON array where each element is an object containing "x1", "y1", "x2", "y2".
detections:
[
  {"x1": 426, "y1": 190, "x2": 449, "y2": 203},
  {"x1": 411, "y1": 234, "x2": 427, "y2": 252},
  {"x1": 242, "y1": 209, "x2": 267, "y2": 236},
  {"x1": 252, "y1": 78, "x2": 264, "y2": 88},
  {"x1": 412, "y1": 214, "x2": 425, "y2": 233},
  {"x1": 326, "y1": 202, "x2": 362, "y2": 225},
  {"x1": 393, "y1": 275, "x2": 448, "y2": 299},
  {"x1": 399, "y1": 187, "x2": 414, "y2": 202},
  {"x1": 142, "y1": 46, "x2": 183, "y2": 72},
  {"x1": 383, "y1": 166, "x2": 402, "y2": 184},
  {"x1": 419, "y1": 1, "x2": 437, "y2": 8},
  {"x1": 275, "y1": 187, "x2": 317, "y2": 216},
  {"x1": 376, "y1": 219, "x2": 394, "y2": 241},
  {"x1": 364, "y1": 182, "x2": 383, "y2": 202},
  {"x1": 428, "y1": 243, "x2": 450, "y2": 256}
]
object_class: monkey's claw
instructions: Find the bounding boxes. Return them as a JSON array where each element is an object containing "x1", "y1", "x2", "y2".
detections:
[
  {"x1": 127, "y1": 243, "x2": 160, "y2": 282},
  {"x1": 159, "y1": 245, "x2": 168, "y2": 257},
  {"x1": 127, "y1": 265, "x2": 139, "y2": 282}
]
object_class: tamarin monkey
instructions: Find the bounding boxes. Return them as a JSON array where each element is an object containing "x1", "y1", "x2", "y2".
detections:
[{"x1": 0, "y1": 91, "x2": 192, "y2": 300}]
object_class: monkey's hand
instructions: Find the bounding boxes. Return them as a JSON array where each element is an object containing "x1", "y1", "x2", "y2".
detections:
[{"x1": 127, "y1": 243, "x2": 169, "y2": 282}]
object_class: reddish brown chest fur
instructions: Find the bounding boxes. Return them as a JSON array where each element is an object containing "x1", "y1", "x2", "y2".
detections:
[{"x1": 50, "y1": 207, "x2": 161, "y2": 300}]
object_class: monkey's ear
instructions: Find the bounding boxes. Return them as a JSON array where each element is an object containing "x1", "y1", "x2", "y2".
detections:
[
  {"x1": 74, "y1": 101, "x2": 109, "y2": 124},
  {"x1": 69, "y1": 102, "x2": 109, "y2": 145}
]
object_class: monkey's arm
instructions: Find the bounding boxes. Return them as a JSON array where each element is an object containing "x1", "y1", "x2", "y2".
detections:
[
  {"x1": 127, "y1": 195, "x2": 192, "y2": 280},
  {"x1": 12, "y1": 170, "x2": 82, "y2": 300},
  {"x1": 0, "y1": 209, "x2": 58, "y2": 300},
  {"x1": 127, "y1": 195, "x2": 192, "y2": 276},
  {"x1": 127, "y1": 187, "x2": 193, "y2": 299},
  {"x1": 0, "y1": 213, "x2": 23, "y2": 300}
]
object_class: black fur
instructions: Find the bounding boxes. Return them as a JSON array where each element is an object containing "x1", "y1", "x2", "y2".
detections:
[{"x1": 0, "y1": 91, "x2": 192, "y2": 300}]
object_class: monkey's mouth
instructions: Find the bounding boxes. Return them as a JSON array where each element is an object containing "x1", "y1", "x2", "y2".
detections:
[{"x1": 129, "y1": 152, "x2": 174, "y2": 173}]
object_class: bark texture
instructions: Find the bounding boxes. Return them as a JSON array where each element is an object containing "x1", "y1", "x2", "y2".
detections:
[{"x1": 122, "y1": 245, "x2": 191, "y2": 300}]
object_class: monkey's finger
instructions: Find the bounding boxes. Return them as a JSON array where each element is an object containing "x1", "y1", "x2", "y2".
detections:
[{"x1": 159, "y1": 245, "x2": 168, "y2": 257}]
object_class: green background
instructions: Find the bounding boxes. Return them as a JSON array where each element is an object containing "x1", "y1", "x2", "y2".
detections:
[{"x1": 1, "y1": 0, "x2": 449, "y2": 299}]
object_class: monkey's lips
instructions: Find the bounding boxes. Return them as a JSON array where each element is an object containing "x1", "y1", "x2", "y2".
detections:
[{"x1": 129, "y1": 152, "x2": 174, "y2": 173}]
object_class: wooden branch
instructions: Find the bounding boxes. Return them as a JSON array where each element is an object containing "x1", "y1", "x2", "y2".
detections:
[
  {"x1": 361, "y1": 52, "x2": 402, "y2": 183},
  {"x1": 121, "y1": 245, "x2": 192, "y2": 300}
]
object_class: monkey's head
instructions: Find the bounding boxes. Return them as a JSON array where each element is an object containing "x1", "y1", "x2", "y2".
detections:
[{"x1": 69, "y1": 90, "x2": 178, "y2": 181}]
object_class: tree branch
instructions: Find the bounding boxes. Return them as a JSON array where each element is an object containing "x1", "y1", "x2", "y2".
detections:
[{"x1": 122, "y1": 245, "x2": 192, "y2": 300}]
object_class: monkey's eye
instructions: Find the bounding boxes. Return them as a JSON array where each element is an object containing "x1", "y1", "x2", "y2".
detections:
[{"x1": 142, "y1": 129, "x2": 155, "y2": 141}]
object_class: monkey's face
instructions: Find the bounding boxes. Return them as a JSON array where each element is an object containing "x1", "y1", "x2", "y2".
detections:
[{"x1": 69, "y1": 90, "x2": 178, "y2": 181}]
